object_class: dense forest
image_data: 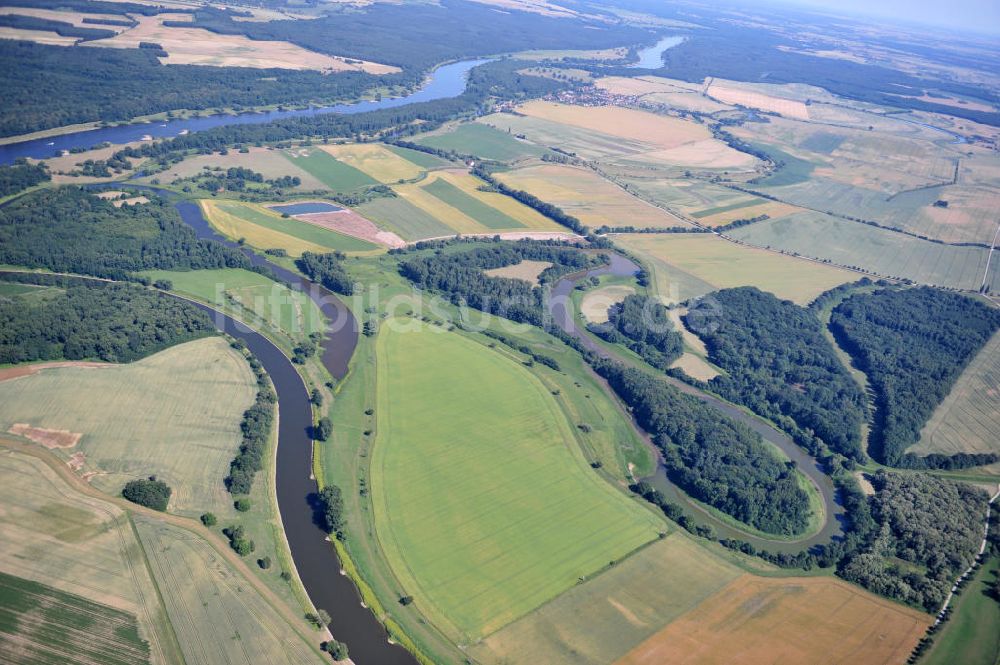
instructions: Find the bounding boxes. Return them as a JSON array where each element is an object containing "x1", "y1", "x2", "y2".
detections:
[
  {"x1": 830, "y1": 287, "x2": 1000, "y2": 467},
  {"x1": 0, "y1": 186, "x2": 248, "y2": 279},
  {"x1": 685, "y1": 287, "x2": 867, "y2": 460},
  {"x1": 295, "y1": 252, "x2": 354, "y2": 296},
  {"x1": 593, "y1": 359, "x2": 811, "y2": 535},
  {"x1": 0, "y1": 278, "x2": 215, "y2": 364},
  {"x1": 178, "y1": 2, "x2": 647, "y2": 72},
  {"x1": 399, "y1": 241, "x2": 601, "y2": 326},
  {"x1": 588, "y1": 294, "x2": 684, "y2": 369},
  {"x1": 839, "y1": 471, "x2": 987, "y2": 611},
  {"x1": 0, "y1": 161, "x2": 49, "y2": 198}
]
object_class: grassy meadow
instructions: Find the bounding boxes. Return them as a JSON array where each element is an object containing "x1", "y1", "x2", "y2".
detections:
[
  {"x1": 320, "y1": 143, "x2": 424, "y2": 183},
  {"x1": 924, "y1": 556, "x2": 1000, "y2": 665},
  {"x1": 369, "y1": 323, "x2": 662, "y2": 641},
  {"x1": 615, "y1": 233, "x2": 856, "y2": 304},
  {"x1": 282, "y1": 147, "x2": 378, "y2": 192},
  {"x1": 141, "y1": 267, "x2": 326, "y2": 346},
  {"x1": 0, "y1": 338, "x2": 256, "y2": 516}
]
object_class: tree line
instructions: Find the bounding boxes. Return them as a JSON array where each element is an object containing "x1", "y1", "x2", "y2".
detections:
[
  {"x1": 830, "y1": 287, "x2": 1000, "y2": 468},
  {"x1": 0, "y1": 161, "x2": 49, "y2": 198},
  {"x1": 685, "y1": 287, "x2": 868, "y2": 461},
  {"x1": 225, "y1": 345, "x2": 277, "y2": 496},
  {"x1": 0, "y1": 277, "x2": 215, "y2": 364},
  {"x1": 0, "y1": 186, "x2": 249, "y2": 280}
]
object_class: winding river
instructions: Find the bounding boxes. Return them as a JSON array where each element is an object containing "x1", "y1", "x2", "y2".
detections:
[
  {"x1": 547, "y1": 254, "x2": 845, "y2": 552},
  {"x1": 0, "y1": 58, "x2": 490, "y2": 165}
]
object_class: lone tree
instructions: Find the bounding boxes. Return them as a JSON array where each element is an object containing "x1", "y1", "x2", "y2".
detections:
[
  {"x1": 122, "y1": 477, "x2": 171, "y2": 511},
  {"x1": 317, "y1": 486, "x2": 345, "y2": 534},
  {"x1": 323, "y1": 639, "x2": 349, "y2": 661},
  {"x1": 314, "y1": 417, "x2": 333, "y2": 441}
]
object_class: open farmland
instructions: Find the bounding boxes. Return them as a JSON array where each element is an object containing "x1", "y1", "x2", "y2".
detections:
[
  {"x1": 132, "y1": 516, "x2": 320, "y2": 665},
  {"x1": 320, "y1": 143, "x2": 425, "y2": 183},
  {"x1": 618, "y1": 575, "x2": 928, "y2": 665},
  {"x1": 923, "y1": 555, "x2": 1000, "y2": 665},
  {"x1": 370, "y1": 325, "x2": 662, "y2": 641},
  {"x1": 139, "y1": 268, "x2": 326, "y2": 342},
  {"x1": 615, "y1": 233, "x2": 856, "y2": 304},
  {"x1": 0, "y1": 452, "x2": 177, "y2": 663},
  {"x1": 0, "y1": 570, "x2": 150, "y2": 665},
  {"x1": 0, "y1": 338, "x2": 256, "y2": 516},
  {"x1": 497, "y1": 164, "x2": 687, "y2": 230},
  {"x1": 415, "y1": 122, "x2": 546, "y2": 162},
  {"x1": 482, "y1": 103, "x2": 755, "y2": 171},
  {"x1": 154, "y1": 147, "x2": 324, "y2": 191},
  {"x1": 0, "y1": 27, "x2": 80, "y2": 45},
  {"x1": 201, "y1": 200, "x2": 379, "y2": 255},
  {"x1": 283, "y1": 147, "x2": 379, "y2": 193},
  {"x1": 730, "y1": 212, "x2": 999, "y2": 291},
  {"x1": 911, "y1": 329, "x2": 1000, "y2": 457},
  {"x1": 391, "y1": 170, "x2": 562, "y2": 236},
  {"x1": 469, "y1": 533, "x2": 740, "y2": 665},
  {"x1": 483, "y1": 259, "x2": 553, "y2": 283},
  {"x1": 354, "y1": 195, "x2": 455, "y2": 240},
  {"x1": 84, "y1": 13, "x2": 399, "y2": 73},
  {"x1": 707, "y1": 82, "x2": 811, "y2": 119}
]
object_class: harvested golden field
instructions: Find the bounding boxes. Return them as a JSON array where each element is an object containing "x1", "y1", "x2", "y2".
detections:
[
  {"x1": 497, "y1": 164, "x2": 687, "y2": 230},
  {"x1": 86, "y1": 14, "x2": 399, "y2": 73},
  {"x1": 670, "y1": 353, "x2": 721, "y2": 381},
  {"x1": 912, "y1": 329, "x2": 1000, "y2": 458},
  {"x1": 616, "y1": 233, "x2": 856, "y2": 304},
  {"x1": 595, "y1": 75, "x2": 703, "y2": 96},
  {"x1": 580, "y1": 284, "x2": 635, "y2": 323},
  {"x1": 708, "y1": 83, "x2": 811, "y2": 119},
  {"x1": 0, "y1": 338, "x2": 256, "y2": 516},
  {"x1": 0, "y1": 7, "x2": 130, "y2": 31},
  {"x1": 518, "y1": 101, "x2": 710, "y2": 150},
  {"x1": 617, "y1": 575, "x2": 929, "y2": 665},
  {"x1": 0, "y1": 451, "x2": 177, "y2": 662},
  {"x1": 469, "y1": 534, "x2": 742, "y2": 665},
  {"x1": 0, "y1": 26, "x2": 78, "y2": 45},
  {"x1": 644, "y1": 91, "x2": 736, "y2": 114},
  {"x1": 484, "y1": 259, "x2": 554, "y2": 284},
  {"x1": 320, "y1": 143, "x2": 424, "y2": 183}
]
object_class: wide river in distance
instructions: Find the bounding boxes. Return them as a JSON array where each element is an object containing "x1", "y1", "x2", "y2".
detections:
[{"x1": 0, "y1": 58, "x2": 490, "y2": 165}]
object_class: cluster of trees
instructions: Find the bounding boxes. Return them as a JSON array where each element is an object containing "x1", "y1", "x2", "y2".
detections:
[
  {"x1": 399, "y1": 241, "x2": 601, "y2": 327},
  {"x1": 225, "y1": 353, "x2": 277, "y2": 495},
  {"x1": 0, "y1": 160, "x2": 49, "y2": 198},
  {"x1": 182, "y1": 166, "x2": 300, "y2": 193},
  {"x1": 295, "y1": 251, "x2": 353, "y2": 295},
  {"x1": 0, "y1": 187, "x2": 249, "y2": 279},
  {"x1": 588, "y1": 294, "x2": 683, "y2": 369},
  {"x1": 122, "y1": 477, "x2": 172, "y2": 511},
  {"x1": 315, "y1": 486, "x2": 345, "y2": 536},
  {"x1": 830, "y1": 287, "x2": 1000, "y2": 467},
  {"x1": 594, "y1": 358, "x2": 812, "y2": 536},
  {"x1": 223, "y1": 524, "x2": 255, "y2": 556},
  {"x1": 839, "y1": 471, "x2": 987, "y2": 611},
  {"x1": 0, "y1": 278, "x2": 215, "y2": 364},
  {"x1": 685, "y1": 287, "x2": 867, "y2": 460}
]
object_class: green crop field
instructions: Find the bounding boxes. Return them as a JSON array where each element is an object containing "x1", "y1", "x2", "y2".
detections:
[
  {"x1": 385, "y1": 143, "x2": 451, "y2": 169},
  {"x1": 924, "y1": 555, "x2": 1000, "y2": 665},
  {"x1": 0, "y1": 338, "x2": 256, "y2": 516},
  {"x1": 415, "y1": 122, "x2": 545, "y2": 162},
  {"x1": 0, "y1": 570, "x2": 150, "y2": 665},
  {"x1": 912, "y1": 329, "x2": 1000, "y2": 458},
  {"x1": 355, "y1": 196, "x2": 454, "y2": 240},
  {"x1": 370, "y1": 324, "x2": 662, "y2": 641},
  {"x1": 422, "y1": 177, "x2": 524, "y2": 229},
  {"x1": 141, "y1": 268, "x2": 326, "y2": 344},
  {"x1": 730, "y1": 211, "x2": 998, "y2": 291},
  {"x1": 283, "y1": 149, "x2": 378, "y2": 192},
  {"x1": 213, "y1": 202, "x2": 379, "y2": 253},
  {"x1": 470, "y1": 533, "x2": 741, "y2": 665}
]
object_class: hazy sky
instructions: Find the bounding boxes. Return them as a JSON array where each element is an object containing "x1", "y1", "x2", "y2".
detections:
[{"x1": 773, "y1": 0, "x2": 1000, "y2": 35}]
